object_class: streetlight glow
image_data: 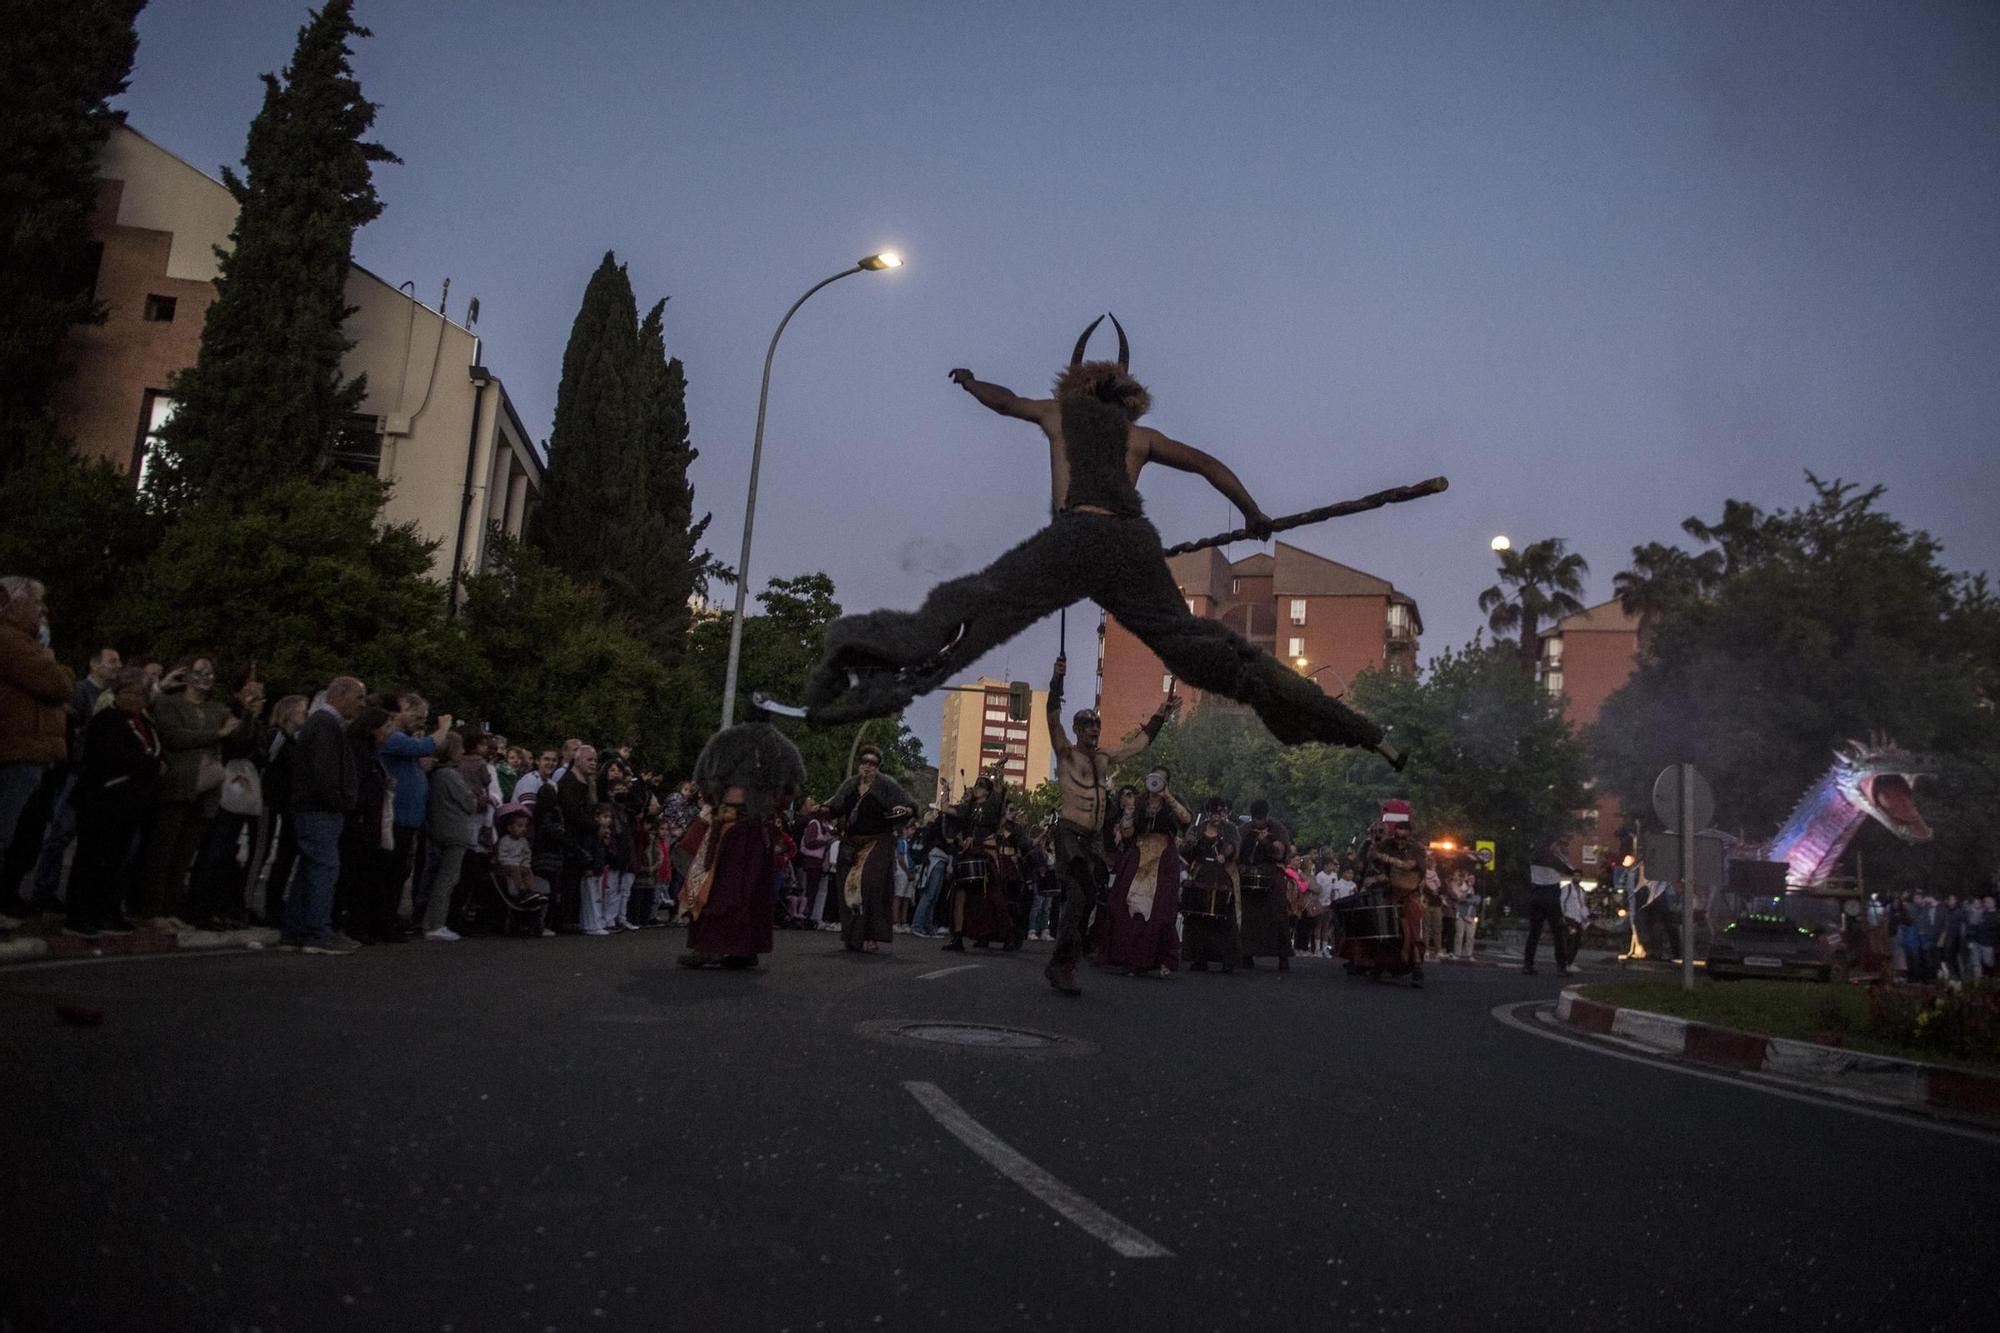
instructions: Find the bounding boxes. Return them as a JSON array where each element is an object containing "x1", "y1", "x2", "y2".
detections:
[
  {"x1": 1490, "y1": 534, "x2": 1511, "y2": 551},
  {"x1": 1294, "y1": 657, "x2": 1308, "y2": 670},
  {"x1": 860, "y1": 251, "x2": 901, "y2": 270}
]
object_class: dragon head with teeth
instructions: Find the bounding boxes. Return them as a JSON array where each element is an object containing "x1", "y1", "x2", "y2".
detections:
[{"x1": 1835, "y1": 737, "x2": 1934, "y2": 844}]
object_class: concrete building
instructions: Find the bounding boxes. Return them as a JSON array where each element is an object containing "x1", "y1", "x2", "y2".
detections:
[
  {"x1": 1538, "y1": 598, "x2": 1642, "y2": 880},
  {"x1": 1094, "y1": 541, "x2": 1420, "y2": 744},
  {"x1": 53, "y1": 125, "x2": 542, "y2": 589},
  {"x1": 935, "y1": 677, "x2": 1054, "y2": 806}
]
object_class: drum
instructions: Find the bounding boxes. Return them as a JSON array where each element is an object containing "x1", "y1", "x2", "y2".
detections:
[
  {"x1": 950, "y1": 855, "x2": 990, "y2": 893},
  {"x1": 1238, "y1": 866, "x2": 1276, "y2": 896},
  {"x1": 1336, "y1": 890, "x2": 1399, "y2": 941}
]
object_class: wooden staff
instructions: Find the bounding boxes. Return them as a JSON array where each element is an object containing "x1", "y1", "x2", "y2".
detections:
[{"x1": 1162, "y1": 476, "x2": 1449, "y2": 557}]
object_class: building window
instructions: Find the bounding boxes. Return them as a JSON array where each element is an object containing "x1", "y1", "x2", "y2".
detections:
[
  {"x1": 1161, "y1": 672, "x2": 1174, "y2": 694},
  {"x1": 133, "y1": 390, "x2": 176, "y2": 488},
  {"x1": 1186, "y1": 599, "x2": 1196, "y2": 614},
  {"x1": 1386, "y1": 603, "x2": 1412, "y2": 637},
  {"x1": 1286, "y1": 636, "x2": 1304, "y2": 659},
  {"x1": 1542, "y1": 636, "x2": 1564, "y2": 666},
  {"x1": 1582, "y1": 844, "x2": 1601, "y2": 866},
  {"x1": 330, "y1": 414, "x2": 382, "y2": 476},
  {"x1": 142, "y1": 294, "x2": 177, "y2": 322},
  {"x1": 1544, "y1": 670, "x2": 1564, "y2": 695},
  {"x1": 1230, "y1": 577, "x2": 1240, "y2": 594},
  {"x1": 1289, "y1": 598, "x2": 1306, "y2": 626}
]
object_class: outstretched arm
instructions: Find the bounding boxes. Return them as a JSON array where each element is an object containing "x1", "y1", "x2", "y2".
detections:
[
  {"x1": 949, "y1": 369, "x2": 1056, "y2": 426},
  {"x1": 1108, "y1": 695, "x2": 1179, "y2": 763},
  {"x1": 1143, "y1": 430, "x2": 1274, "y2": 537},
  {"x1": 1045, "y1": 656, "x2": 1072, "y2": 761}
]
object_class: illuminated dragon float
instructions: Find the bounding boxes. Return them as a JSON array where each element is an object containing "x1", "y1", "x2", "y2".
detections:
[{"x1": 1740, "y1": 735, "x2": 1934, "y2": 887}]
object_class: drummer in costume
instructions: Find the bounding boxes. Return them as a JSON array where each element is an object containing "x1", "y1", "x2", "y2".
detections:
[
  {"x1": 1044, "y1": 653, "x2": 1177, "y2": 996},
  {"x1": 823, "y1": 744, "x2": 915, "y2": 954},
  {"x1": 941, "y1": 770, "x2": 1023, "y2": 952},
  {"x1": 1100, "y1": 765, "x2": 1189, "y2": 976},
  {"x1": 676, "y1": 723, "x2": 806, "y2": 970},
  {"x1": 1335, "y1": 798, "x2": 1429, "y2": 987},
  {"x1": 1180, "y1": 798, "x2": 1243, "y2": 972},
  {"x1": 1235, "y1": 798, "x2": 1295, "y2": 973}
]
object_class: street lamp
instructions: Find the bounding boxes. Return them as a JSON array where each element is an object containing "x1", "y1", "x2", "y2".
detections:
[
  {"x1": 719, "y1": 252, "x2": 903, "y2": 728},
  {"x1": 1297, "y1": 661, "x2": 1344, "y2": 694}
]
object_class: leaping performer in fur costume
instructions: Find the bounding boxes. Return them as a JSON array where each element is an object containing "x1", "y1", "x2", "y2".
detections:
[{"x1": 795, "y1": 315, "x2": 1427, "y2": 768}]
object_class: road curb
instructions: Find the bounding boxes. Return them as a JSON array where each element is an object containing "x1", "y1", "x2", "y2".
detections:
[
  {"x1": 0, "y1": 923, "x2": 279, "y2": 967},
  {"x1": 1556, "y1": 986, "x2": 2000, "y2": 1117}
]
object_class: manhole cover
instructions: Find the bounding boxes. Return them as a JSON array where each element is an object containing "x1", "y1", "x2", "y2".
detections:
[
  {"x1": 898, "y1": 1022, "x2": 1055, "y2": 1049},
  {"x1": 854, "y1": 1018, "x2": 1095, "y2": 1057}
]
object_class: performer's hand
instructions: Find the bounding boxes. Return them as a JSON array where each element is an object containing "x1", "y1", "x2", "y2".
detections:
[
  {"x1": 1053, "y1": 653, "x2": 1067, "y2": 680},
  {"x1": 948, "y1": 368, "x2": 975, "y2": 387}
]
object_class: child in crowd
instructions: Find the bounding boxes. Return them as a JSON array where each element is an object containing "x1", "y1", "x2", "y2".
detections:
[
  {"x1": 493, "y1": 805, "x2": 552, "y2": 936},
  {"x1": 578, "y1": 804, "x2": 617, "y2": 935}
]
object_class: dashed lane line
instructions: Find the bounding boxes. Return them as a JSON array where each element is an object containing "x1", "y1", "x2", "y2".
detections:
[{"x1": 902, "y1": 1080, "x2": 1173, "y2": 1258}]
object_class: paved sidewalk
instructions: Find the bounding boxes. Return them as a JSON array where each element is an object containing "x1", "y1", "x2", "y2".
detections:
[{"x1": 1556, "y1": 985, "x2": 2000, "y2": 1119}]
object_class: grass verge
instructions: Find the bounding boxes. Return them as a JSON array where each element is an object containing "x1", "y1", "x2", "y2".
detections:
[{"x1": 1576, "y1": 979, "x2": 2000, "y2": 1073}]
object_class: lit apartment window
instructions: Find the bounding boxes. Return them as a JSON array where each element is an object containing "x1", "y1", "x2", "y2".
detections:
[
  {"x1": 1161, "y1": 672, "x2": 1174, "y2": 693},
  {"x1": 1230, "y1": 577, "x2": 1240, "y2": 594},
  {"x1": 1543, "y1": 636, "x2": 1564, "y2": 665},
  {"x1": 133, "y1": 390, "x2": 177, "y2": 489},
  {"x1": 142, "y1": 294, "x2": 177, "y2": 322},
  {"x1": 1287, "y1": 636, "x2": 1304, "y2": 659},
  {"x1": 1289, "y1": 598, "x2": 1306, "y2": 626},
  {"x1": 1386, "y1": 603, "x2": 1411, "y2": 636},
  {"x1": 1544, "y1": 670, "x2": 1564, "y2": 695},
  {"x1": 1186, "y1": 599, "x2": 1196, "y2": 614}
]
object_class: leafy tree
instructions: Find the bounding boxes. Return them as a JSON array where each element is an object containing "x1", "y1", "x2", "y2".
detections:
[
  {"x1": 634, "y1": 299, "x2": 710, "y2": 660},
  {"x1": 1612, "y1": 540, "x2": 1720, "y2": 648},
  {"x1": 1478, "y1": 537, "x2": 1588, "y2": 674},
  {"x1": 104, "y1": 473, "x2": 448, "y2": 694},
  {"x1": 533, "y1": 253, "x2": 641, "y2": 590},
  {"x1": 145, "y1": 0, "x2": 398, "y2": 510},
  {"x1": 1595, "y1": 476, "x2": 1998, "y2": 894},
  {"x1": 0, "y1": 0, "x2": 145, "y2": 473},
  {"x1": 0, "y1": 428, "x2": 162, "y2": 657}
]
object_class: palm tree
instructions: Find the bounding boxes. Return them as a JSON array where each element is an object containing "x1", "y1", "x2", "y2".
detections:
[
  {"x1": 1612, "y1": 541, "x2": 1722, "y2": 648},
  {"x1": 1478, "y1": 538, "x2": 1589, "y2": 675}
]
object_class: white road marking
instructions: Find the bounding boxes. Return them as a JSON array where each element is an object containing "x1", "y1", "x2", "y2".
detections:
[
  {"x1": 1492, "y1": 1001, "x2": 2000, "y2": 1145},
  {"x1": 902, "y1": 1081, "x2": 1173, "y2": 1259},
  {"x1": 915, "y1": 963, "x2": 983, "y2": 981}
]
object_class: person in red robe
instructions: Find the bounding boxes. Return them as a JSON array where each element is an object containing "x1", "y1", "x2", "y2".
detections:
[
  {"x1": 1099, "y1": 766, "x2": 1188, "y2": 976},
  {"x1": 1335, "y1": 798, "x2": 1429, "y2": 988},
  {"x1": 677, "y1": 724, "x2": 805, "y2": 970}
]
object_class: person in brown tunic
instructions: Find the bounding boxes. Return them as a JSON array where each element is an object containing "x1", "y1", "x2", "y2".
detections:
[
  {"x1": 678, "y1": 723, "x2": 805, "y2": 970},
  {"x1": 824, "y1": 744, "x2": 915, "y2": 954}
]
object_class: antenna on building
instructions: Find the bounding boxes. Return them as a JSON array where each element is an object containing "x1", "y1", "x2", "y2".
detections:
[
  {"x1": 438, "y1": 277, "x2": 449, "y2": 319},
  {"x1": 466, "y1": 297, "x2": 480, "y2": 329}
]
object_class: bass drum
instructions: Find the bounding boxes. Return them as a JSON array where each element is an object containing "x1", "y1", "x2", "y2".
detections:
[
  {"x1": 1336, "y1": 890, "x2": 1399, "y2": 942},
  {"x1": 950, "y1": 855, "x2": 990, "y2": 893}
]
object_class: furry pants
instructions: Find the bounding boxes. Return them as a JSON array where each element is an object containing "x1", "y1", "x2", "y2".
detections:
[{"x1": 803, "y1": 511, "x2": 1385, "y2": 748}]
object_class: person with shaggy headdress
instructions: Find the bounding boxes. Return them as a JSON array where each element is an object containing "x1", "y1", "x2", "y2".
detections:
[
  {"x1": 1180, "y1": 797, "x2": 1243, "y2": 973},
  {"x1": 677, "y1": 723, "x2": 805, "y2": 970},
  {"x1": 822, "y1": 743, "x2": 915, "y2": 954},
  {"x1": 798, "y1": 316, "x2": 1396, "y2": 766}
]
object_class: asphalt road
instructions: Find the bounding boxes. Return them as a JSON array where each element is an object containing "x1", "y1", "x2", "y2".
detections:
[{"x1": 2, "y1": 930, "x2": 1992, "y2": 1332}]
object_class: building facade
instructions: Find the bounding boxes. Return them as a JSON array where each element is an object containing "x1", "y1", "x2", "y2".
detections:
[
  {"x1": 935, "y1": 677, "x2": 1054, "y2": 806},
  {"x1": 53, "y1": 125, "x2": 543, "y2": 589},
  {"x1": 1538, "y1": 598, "x2": 1642, "y2": 881},
  {"x1": 1094, "y1": 541, "x2": 1421, "y2": 743}
]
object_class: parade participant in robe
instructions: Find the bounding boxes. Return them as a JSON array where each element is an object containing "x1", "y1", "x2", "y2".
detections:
[
  {"x1": 942, "y1": 770, "x2": 1021, "y2": 952},
  {"x1": 1236, "y1": 798, "x2": 1295, "y2": 972},
  {"x1": 1042, "y1": 653, "x2": 1176, "y2": 996},
  {"x1": 823, "y1": 744, "x2": 914, "y2": 954},
  {"x1": 677, "y1": 723, "x2": 805, "y2": 970},
  {"x1": 1100, "y1": 765, "x2": 1188, "y2": 976},
  {"x1": 1335, "y1": 799, "x2": 1429, "y2": 987},
  {"x1": 1180, "y1": 798, "x2": 1242, "y2": 972}
]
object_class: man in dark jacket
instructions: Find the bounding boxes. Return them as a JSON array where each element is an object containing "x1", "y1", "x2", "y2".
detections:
[
  {"x1": 550, "y1": 745, "x2": 599, "y2": 929},
  {"x1": 1, "y1": 577, "x2": 74, "y2": 922},
  {"x1": 280, "y1": 676, "x2": 365, "y2": 954}
]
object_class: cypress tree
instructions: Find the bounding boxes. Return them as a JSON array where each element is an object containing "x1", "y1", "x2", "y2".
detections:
[
  {"x1": 146, "y1": 0, "x2": 397, "y2": 511},
  {"x1": 634, "y1": 299, "x2": 710, "y2": 661},
  {"x1": 532, "y1": 252, "x2": 644, "y2": 589},
  {"x1": 0, "y1": 0, "x2": 145, "y2": 472}
]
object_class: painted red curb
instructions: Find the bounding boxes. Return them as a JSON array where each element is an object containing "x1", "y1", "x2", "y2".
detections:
[
  {"x1": 1683, "y1": 1022, "x2": 1767, "y2": 1070},
  {"x1": 1564, "y1": 996, "x2": 1617, "y2": 1034}
]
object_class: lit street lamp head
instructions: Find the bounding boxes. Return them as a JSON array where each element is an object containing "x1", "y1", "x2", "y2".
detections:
[{"x1": 859, "y1": 252, "x2": 902, "y2": 270}]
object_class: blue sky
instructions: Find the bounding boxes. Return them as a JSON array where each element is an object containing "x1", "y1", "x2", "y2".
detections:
[{"x1": 117, "y1": 1, "x2": 2000, "y2": 751}]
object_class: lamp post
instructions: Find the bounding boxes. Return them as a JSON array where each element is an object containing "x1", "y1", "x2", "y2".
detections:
[
  {"x1": 1297, "y1": 661, "x2": 1345, "y2": 696},
  {"x1": 719, "y1": 252, "x2": 902, "y2": 729}
]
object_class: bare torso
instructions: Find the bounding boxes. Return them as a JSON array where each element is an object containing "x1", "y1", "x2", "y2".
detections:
[{"x1": 1038, "y1": 417, "x2": 1155, "y2": 513}]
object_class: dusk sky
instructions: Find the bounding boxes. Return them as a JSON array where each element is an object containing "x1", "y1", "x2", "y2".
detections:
[{"x1": 117, "y1": 1, "x2": 1999, "y2": 753}]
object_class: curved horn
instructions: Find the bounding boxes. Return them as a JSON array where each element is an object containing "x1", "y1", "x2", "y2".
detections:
[
  {"x1": 1071, "y1": 314, "x2": 1107, "y2": 367},
  {"x1": 1108, "y1": 312, "x2": 1128, "y2": 369}
]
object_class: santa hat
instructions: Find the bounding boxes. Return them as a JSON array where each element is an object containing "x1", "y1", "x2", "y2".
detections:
[{"x1": 1379, "y1": 798, "x2": 1413, "y2": 825}]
